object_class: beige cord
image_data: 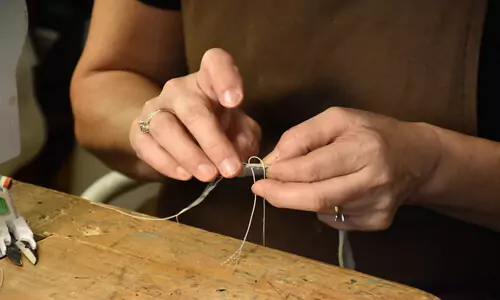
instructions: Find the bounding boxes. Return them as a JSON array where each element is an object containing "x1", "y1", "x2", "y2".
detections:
[
  {"x1": 91, "y1": 177, "x2": 223, "y2": 221},
  {"x1": 222, "y1": 156, "x2": 266, "y2": 266},
  {"x1": 0, "y1": 267, "x2": 4, "y2": 288},
  {"x1": 91, "y1": 156, "x2": 268, "y2": 266},
  {"x1": 339, "y1": 230, "x2": 355, "y2": 270}
]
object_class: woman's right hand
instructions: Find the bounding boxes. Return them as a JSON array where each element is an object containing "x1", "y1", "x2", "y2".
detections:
[{"x1": 129, "y1": 48, "x2": 261, "y2": 182}]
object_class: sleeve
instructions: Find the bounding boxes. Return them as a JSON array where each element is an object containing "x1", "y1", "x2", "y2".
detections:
[{"x1": 137, "y1": 0, "x2": 181, "y2": 10}]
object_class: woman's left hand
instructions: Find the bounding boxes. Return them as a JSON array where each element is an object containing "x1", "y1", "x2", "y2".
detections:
[{"x1": 252, "y1": 107, "x2": 442, "y2": 231}]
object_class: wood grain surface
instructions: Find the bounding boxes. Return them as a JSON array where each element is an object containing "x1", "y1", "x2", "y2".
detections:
[{"x1": 0, "y1": 181, "x2": 439, "y2": 299}]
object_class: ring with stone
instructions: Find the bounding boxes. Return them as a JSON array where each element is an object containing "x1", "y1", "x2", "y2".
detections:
[{"x1": 138, "y1": 108, "x2": 175, "y2": 134}]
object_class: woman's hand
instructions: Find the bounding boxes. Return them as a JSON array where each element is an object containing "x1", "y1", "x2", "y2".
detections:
[
  {"x1": 252, "y1": 107, "x2": 442, "y2": 231},
  {"x1": 130, "y1": 48, "x2": 261, "y2": 182}
]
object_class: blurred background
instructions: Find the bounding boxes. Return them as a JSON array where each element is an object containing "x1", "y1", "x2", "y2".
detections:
[{"x1": 2, "y1": 0, "x2": 160, "y2": 212}]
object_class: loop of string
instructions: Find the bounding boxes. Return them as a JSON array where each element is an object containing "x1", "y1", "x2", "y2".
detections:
[
  {"x1": 222, "y1": 156, "x2": 266, "y2": 266},
  {"x1": 91, "y1": 156, "x2": 267, "y2": 265}
]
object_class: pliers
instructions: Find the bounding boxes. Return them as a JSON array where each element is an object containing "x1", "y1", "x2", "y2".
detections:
[{"x1": 0, "y1": 176, "x2": 38, "y2": 266}]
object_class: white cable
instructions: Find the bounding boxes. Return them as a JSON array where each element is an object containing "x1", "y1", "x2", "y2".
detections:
[
  {"x1": 80, "y1": 171, "x2": 142, "y2": 203},
  {"x1": 339, "y1": 230, "x2": 355, "y2": 269}
]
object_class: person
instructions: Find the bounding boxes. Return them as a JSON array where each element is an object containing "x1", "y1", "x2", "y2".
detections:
[{"x1": 70, "y1": 0, "x2": 500, "y2": 298}]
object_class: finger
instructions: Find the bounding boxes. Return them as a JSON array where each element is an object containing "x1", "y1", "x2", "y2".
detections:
[
  {"x1": 130, "y1": 123, "x2": 192, "y2": 181},
  {"x1": 229, "y1": 111, "x2": 261, "y2": 160},
  {"x1": 267, "y1": 138, "x2": 364, "y2": 182},
  {"x1": 251, "y1": 172, "x2": 366, "y2": 212},
  {"x1": 171, "y1": 91, "x2": 242, "y2": 178},
  {"x1": 197, "y1": 48, "x2": 243, "y2": 108},
  {"x1": 264, "y1": 108, "x2": 350, "y2": 164},
  {"x1": 146, "y1": 109, "x2": 220, "y2": 182},
  {"x1": 158, "y1": 77, "x2": 242, "y2": 178}
]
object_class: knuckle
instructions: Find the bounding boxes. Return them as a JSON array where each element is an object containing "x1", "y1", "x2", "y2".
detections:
[
  {"x1": 142, "y1": 99, "x2": 157, "y2": 112},
  {"x1": 367, "y1": 131, "x2": 388, "y2": 154},
  {"x1": 372, "y1": 168, "x2": 394, "y2": 187},
  {"x1": 325, "y1": 107, "x2": 354, "y2": 123},
  {"x1": 359, "y1": 131, "x2": 388, "y2": 164},
  {"x1": 162, "y1": 77, "x2": 183, "y2": 92},
  {"x1": 178, "y1": 101, "x2": 212, "y2": 126},
  {"x1": 326, "y1": 106, "x2": 346, "y2": 117}
]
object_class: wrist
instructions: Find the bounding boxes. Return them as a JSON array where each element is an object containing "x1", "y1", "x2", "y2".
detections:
[{"x1": 406, "y1": 122, "x2": 444, "y2": 205}]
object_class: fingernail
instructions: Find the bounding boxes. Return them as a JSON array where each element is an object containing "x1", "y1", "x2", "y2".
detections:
[
  {"x1": 176, "y1": 166, "x2": 191, "y2": 179},
  {"x1": 220, "y1": 157, "x2": 240, "y2": 177},
  {"x1": 198, "y1": 164, "x2": 217, "y2": 179},
  {"x1": 221, "y1": 89, "x2": 242, "y2": 107}
]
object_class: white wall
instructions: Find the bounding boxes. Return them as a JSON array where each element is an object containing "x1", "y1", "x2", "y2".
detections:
[{"x1": 0, "y1": 0, "x2": 46, "y2": 176}]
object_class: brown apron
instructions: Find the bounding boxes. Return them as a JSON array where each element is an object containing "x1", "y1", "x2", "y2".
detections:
[{"x1": 158, "y1": 1, "x2": 500, "y2": 298}]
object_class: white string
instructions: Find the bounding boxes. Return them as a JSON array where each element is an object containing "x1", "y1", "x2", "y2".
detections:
[
  {"x1": 339, "y1": 230, "x2": 346, "y2": 268},
  {"x1": 222, "y1": 156, "x2": 266, "y2": 266},
  {"x1": 90, "y1": 177, "x2": 223, "y2": 221},
  {"x1": 90, "y1": 158, "x2": 351, "y2": 269},
  {"x1": 338, "y1": 230, "x2": 355, "y2": 269},
  {"x1": 90, "y1": 157, "x2": 268, "y2": 266}
]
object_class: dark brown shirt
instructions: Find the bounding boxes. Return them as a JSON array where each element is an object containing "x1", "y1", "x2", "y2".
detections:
[{"x1": 139, "y1": 1, "x2": 500, "y2": 298}]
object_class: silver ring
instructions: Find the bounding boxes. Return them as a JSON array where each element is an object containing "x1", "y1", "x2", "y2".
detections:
[
  {"x1": 138, "y1": 108, "x2": 175, "y2": 133},
  {"x1": 334, "y1": 206, "x2": 345, "y2": 222}
]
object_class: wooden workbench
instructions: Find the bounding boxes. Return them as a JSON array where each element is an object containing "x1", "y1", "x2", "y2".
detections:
[{"x1": 0, "y1": 181, "x2": 439, "y2": 299}]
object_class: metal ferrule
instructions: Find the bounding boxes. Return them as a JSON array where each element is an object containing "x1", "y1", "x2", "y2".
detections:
[{"x1": 237, "y1": 163, "x2": 268, "y2": 178}]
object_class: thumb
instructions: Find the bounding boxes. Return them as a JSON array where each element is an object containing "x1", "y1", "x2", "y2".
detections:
[
  {"x1": 268, "y1": 108, "x2": 349, "y2": 162},
  {"x1": 197, "y1": 48, "x2": 243, "y2": 108}
]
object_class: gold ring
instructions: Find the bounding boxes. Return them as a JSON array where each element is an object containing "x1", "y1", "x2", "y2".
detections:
[{"x1": 138, "y1": 108, "x2": 175, "y2": 133}]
